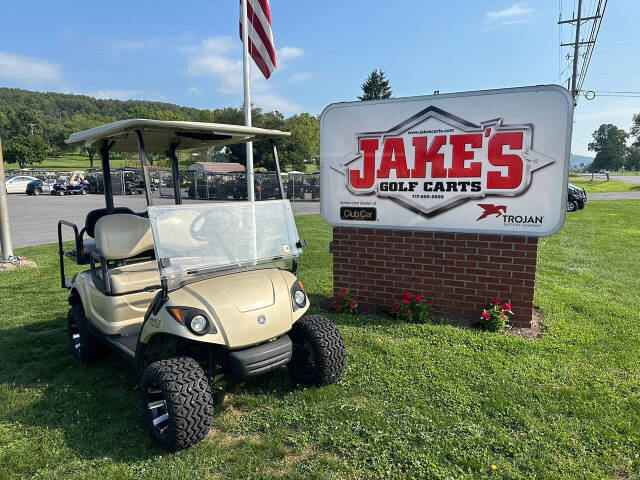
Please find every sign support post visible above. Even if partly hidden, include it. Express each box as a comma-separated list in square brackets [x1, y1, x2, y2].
[0, 139, 14, 261]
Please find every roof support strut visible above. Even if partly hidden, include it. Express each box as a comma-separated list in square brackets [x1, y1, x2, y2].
[99, 141, 116, 212]
[168, 141, 182, 205]
[135, 130, 154, 207]
[270, 140, 285, 200]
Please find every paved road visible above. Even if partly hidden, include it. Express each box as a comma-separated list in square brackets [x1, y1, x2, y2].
[578, 173, 640, 184]
[586, 191, 640, 200]
[6, 193, 320, 248]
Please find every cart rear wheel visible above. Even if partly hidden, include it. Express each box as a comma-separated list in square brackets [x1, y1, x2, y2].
[288, 314, 346, 386]
[567, 201, 577, 212]
[34, 189, 40, 196]
[141, 356, 213, 451]
[67, 304, 107, 363]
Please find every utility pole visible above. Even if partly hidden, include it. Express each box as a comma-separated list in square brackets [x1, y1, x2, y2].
[558, 0, 605, 103]
[0, 138, 14, 261]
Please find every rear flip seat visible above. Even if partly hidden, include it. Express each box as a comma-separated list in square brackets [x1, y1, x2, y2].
[108, 260, 160, 294]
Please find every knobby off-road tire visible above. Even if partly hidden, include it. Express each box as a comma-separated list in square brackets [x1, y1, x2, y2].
[67, 304, 107, 363]
[288, 314, 346, 386]
[140, 356, 213, 451]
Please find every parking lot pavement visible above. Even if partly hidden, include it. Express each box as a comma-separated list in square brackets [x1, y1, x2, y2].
[578, 173, 640, 184]
[6, 193, 320, 248]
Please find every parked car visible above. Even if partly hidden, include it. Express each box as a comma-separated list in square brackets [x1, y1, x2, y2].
[52, 181, 88, 196]
[4, 175, 38, 193]
[26, 179, 54, 195]
[567, 183, 587, 212]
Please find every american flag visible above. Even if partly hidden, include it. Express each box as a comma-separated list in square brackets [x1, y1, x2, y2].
[239, 0, 277, 79]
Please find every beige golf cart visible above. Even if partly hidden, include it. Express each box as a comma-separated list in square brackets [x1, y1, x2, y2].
[58, 119, 345, 450]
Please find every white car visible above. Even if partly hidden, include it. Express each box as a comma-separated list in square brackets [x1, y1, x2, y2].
[4, 176, 39, 193]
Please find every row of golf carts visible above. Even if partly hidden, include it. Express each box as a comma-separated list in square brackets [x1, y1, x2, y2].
[57, 119, 345, 451]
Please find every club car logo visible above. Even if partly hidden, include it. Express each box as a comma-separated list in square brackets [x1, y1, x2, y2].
[335, 106, 556, 217]
[257, 314, 267, 325]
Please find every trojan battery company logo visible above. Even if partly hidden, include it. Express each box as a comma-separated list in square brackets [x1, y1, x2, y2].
[476, 203, 507, 221]
[331, 106, 556, 217]
[476, 203, 544, 226]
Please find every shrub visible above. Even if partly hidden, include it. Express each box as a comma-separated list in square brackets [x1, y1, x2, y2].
[334, 288, 358, 314]
[480, 298, 512, 332]
[393, 290, 432, 323]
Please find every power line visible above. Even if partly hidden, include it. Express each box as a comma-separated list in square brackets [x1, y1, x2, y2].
[557, 0, 608, 104]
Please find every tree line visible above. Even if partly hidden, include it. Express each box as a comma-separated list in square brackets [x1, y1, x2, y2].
[0, 88, 319, 171]
[587, 117, 640, 172]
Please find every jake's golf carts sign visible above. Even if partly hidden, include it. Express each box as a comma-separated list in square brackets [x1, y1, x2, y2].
[320, 85, 574, 236]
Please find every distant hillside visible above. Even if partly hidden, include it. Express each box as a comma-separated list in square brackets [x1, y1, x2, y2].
[570, 154, 593, 167]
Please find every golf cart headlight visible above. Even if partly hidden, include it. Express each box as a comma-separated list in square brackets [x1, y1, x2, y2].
[293, 289, 306, 307]
[190, 314, 208, 334]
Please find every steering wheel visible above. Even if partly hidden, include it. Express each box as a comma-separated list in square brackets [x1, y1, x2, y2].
[188, 211, 242, 265]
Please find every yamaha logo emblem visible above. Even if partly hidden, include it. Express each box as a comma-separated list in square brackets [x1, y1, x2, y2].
[257, 314, 267, 325]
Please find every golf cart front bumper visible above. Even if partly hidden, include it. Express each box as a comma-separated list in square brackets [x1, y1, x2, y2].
[229, 335, 292, 377]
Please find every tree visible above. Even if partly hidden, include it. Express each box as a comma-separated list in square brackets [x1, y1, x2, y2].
[281, 113, 319, 171]
[588, 123, 629, 171]
[358, 69, 392, 101]
[3, 134, 49, 168]
[630, 113, 640, 146]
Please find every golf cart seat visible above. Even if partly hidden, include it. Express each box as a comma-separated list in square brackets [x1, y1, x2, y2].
[92, 214, 161, 295]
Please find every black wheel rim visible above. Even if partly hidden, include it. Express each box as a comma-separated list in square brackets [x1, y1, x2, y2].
[147, 382, 169, 436]
[69, 318, 81, 358]
[293, 339, 317, 375]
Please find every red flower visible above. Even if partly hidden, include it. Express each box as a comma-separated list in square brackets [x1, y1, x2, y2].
[415, 294, 422, 302]
[407, 310, 412, 316]
[392, 304, 399, 312]
[342, 288, 347, 294]
[402, 290, 412, 300]
[500, 310, 506, 318]
[481, 311, 490, 320]
[349, 301, 355, 308]
[490, 297, 500, 305]
[504, 302, 512, 311]
[402, 299, 409, 304]
[337, 307, 342, 312]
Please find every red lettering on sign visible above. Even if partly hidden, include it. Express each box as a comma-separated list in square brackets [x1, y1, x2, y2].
[448, 134, 482, 178]
[349, 138, 378, 189]
[486, 132, 524, 189]
[376, 137, 410, 179]
[410, 135, 447, 178]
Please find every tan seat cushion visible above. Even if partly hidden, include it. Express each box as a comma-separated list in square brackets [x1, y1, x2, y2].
[95, 214, 153, 260]
[109, 260, 161, 294]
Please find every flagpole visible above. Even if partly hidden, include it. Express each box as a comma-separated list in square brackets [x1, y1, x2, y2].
[241, 0, 255, 202]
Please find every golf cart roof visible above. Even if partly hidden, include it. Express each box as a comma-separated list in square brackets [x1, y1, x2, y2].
[65, 119, 291, 153]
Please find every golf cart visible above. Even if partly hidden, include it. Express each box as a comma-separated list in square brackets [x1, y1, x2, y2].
[58, 119, 346, 451]
[52, 171, 89, 196]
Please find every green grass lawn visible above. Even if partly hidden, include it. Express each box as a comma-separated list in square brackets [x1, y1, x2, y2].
[1, 202, 640, 479]
[570, 178, 640, 193]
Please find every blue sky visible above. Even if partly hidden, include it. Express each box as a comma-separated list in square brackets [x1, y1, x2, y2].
[0, 0, 638, 156]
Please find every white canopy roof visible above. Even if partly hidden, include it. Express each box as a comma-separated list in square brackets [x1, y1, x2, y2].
[65, 119, 291, 153]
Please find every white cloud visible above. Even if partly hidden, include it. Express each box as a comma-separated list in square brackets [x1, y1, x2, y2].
[0, 51, 61, 83]
[289, 72, 313, 83]
[252, 92, 301, 113]
[277, 46, 304, 61]
[187, 86, 202, 95]
[486, 3, 532, 19]
[181, 37, 304, 113]
[484, 3, 533, 29]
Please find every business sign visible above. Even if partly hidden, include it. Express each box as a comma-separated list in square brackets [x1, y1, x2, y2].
[320, 85, 573, 236]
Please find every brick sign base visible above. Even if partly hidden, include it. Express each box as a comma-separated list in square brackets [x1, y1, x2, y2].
[332, 228, 537, 328]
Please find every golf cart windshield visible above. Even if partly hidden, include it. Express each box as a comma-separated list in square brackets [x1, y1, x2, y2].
[148, 200, 301, 290]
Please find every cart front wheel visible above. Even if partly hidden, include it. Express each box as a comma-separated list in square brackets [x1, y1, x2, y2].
[141, 356, 213, 451]
[288, 314, 346, 386]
